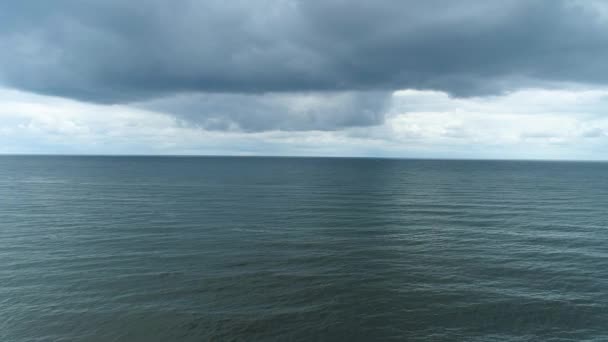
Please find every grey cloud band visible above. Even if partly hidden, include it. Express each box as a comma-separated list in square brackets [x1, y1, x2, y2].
[1, 0, 607, 131]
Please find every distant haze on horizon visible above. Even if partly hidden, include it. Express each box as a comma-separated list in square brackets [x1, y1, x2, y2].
[2, 0, 608, 160]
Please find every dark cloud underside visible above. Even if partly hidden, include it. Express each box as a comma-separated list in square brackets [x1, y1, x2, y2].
[137, 91, 390, 131]
[1, 0, 607, 103]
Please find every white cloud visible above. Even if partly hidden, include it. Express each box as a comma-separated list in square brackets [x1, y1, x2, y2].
[1, 87, 608, 160]
[384, 88, 608, 159]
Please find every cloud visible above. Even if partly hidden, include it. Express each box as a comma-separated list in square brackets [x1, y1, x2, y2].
[1, 0, 608, 106]
[2, 1, 608, 156]
[136, 91, 390, 131]
[2, 87, 608, 160]
[386, 88, 608, 154]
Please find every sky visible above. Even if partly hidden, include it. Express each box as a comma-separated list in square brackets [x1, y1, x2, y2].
[1, 0, 608, 159]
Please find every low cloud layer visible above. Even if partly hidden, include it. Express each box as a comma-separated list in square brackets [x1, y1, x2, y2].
[3, 87, 608, 160]
[1, 0, 608, 106]
[137, 91, 390, 131]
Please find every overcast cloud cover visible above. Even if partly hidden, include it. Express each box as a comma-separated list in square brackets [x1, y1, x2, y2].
[1, 0, 608, 158]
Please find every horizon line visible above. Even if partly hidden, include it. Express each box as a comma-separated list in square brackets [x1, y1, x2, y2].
[1, 153, 607, 163]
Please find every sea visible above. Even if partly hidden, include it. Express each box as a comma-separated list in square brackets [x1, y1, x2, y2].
[1, 156, 607, 341]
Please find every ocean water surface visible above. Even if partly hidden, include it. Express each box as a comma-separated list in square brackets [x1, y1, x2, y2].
[1, 156, 607, 341]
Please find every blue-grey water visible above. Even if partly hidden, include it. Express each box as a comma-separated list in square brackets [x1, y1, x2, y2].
[1, 156, 607, 341]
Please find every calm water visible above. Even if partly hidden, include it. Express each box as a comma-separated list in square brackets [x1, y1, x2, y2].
[1, 156, 607, 341]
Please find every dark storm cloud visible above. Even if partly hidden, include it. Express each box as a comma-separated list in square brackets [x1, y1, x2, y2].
[0, 0, 607, 130]
[137, 91, 389, 132]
